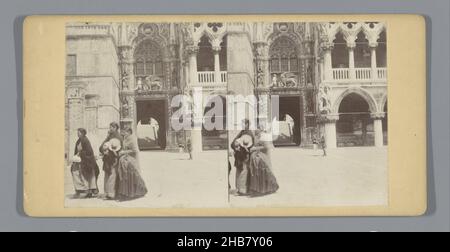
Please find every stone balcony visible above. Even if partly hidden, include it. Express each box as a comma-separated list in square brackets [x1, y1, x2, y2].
[197, 71, 227, 84]
[66, 24, 113, 37]
[192, 71, 227, 90]
[325, 67, 387, 84]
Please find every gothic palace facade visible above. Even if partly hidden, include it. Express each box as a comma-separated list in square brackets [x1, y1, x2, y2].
[65, 22, 388, 158]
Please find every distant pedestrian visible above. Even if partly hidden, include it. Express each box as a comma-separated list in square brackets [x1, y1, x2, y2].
[186, 139, 193, 160]
[312, 136, 319, 150]
[320, 136, 327, 157]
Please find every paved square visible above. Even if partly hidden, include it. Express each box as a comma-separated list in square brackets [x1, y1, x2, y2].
[65, 147, 387, 208]
[229, 147, 388, 207]
[65, 151, 229, 208]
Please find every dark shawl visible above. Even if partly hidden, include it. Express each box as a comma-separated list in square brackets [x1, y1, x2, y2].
[99, 130, 123, 153]
[231, 130, 255, 150]
[75, 136, 100, 179]
[231, 130, 255, 167]
[100, 130, 123, 172]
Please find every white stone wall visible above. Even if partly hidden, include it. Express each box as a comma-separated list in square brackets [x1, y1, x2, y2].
[66, 35, 120, 158]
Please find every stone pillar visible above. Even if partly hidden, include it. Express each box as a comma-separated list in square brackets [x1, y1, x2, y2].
[318, 58, 324, 82]
[67, 81, 87, 160]
[119, 92, 135, 131]
[166, 41, 182, 151]
[212, 41, 221, 83]
[227, 32, 254, 95]
[119, 46, 136, 132]
[227, 31, 255, 145]
[322, 42, 333, 81]
[300, 89, 308, 147]
[187, 45, 199, 86]
[119, 46, 135, 91]
[371, 112, 385, 147]
[370, 42, 378, 80]
[321, 114, 339, 149]
[254, 42, 269, 88]
[186, 46, 202, 152]
[348, 42, 356, 80]
[166, 94, 181, 152]
[256, 89, 271, 130]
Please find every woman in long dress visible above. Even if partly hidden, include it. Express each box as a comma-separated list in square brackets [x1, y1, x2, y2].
[100, 122, 123, 200]
[231, 119, 255, 195]
[248, 130, 279, 196]
[116, 127, 148, 201]
[71, 128, 100, 198]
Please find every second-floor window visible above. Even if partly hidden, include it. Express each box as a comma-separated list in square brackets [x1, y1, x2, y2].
[66, 54, 77, 76]
[269, 37, 299, 74]
[134, 40, 163, 77]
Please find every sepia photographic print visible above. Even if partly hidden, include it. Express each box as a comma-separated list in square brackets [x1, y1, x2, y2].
[65, 21, 388, 209]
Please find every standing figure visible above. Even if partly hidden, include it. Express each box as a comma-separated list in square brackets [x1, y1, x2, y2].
[116, 128, 148, 201]
[100, 122, 123, 200]
[318, 86, 332, 114]
[271, 74, 278, 87]
[121, 98, 129, 118]
[186, 139, 193, 160]
[71, 128, 100, 198]
[231, 119, 255, 195]
[320, 136, 327, 157]
[121, 71, 129, 90]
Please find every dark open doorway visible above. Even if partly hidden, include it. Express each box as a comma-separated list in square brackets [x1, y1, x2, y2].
[273, 96, 302, 147]
[136, 100, 167, 150]
[337, 93, 374, 147]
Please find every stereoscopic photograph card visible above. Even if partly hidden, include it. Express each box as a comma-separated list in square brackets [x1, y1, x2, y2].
[23, 15, 427, 216]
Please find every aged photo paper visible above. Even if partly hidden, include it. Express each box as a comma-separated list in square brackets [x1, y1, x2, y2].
[23, 15, 427, 216]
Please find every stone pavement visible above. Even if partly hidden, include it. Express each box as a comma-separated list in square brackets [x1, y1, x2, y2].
[65, 147, 387, 208]
[65, 151, 229, 208]
[229, 147, 388, 207]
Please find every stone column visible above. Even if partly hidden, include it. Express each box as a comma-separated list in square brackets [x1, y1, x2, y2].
[187, 45, 199, 86]
[227, 32, 254, 95]
[67, 81, 87, 160]
[318, 58, 324, 82]
[348, 42, 356, 80]
[119, 92, 135, 131]
[227, 31, 255, 146]
[212, 41, 221, 84]
[254, 42, 269, 88]
[119, 46, 135, 91]
[321, 114, 339, 149]
[371, 112, 385, 147]
[300, 89, 308, 147]
[166, 41, 182, 151]
[166, 94, 180, 152]
[186, 46, 202, 152]
[370, 42, 378, 80]
[322, 42, 333, 81]
[119, 46, 136, 132]
[256, 89, 271, 130]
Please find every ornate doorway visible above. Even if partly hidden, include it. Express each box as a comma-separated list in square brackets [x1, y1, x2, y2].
[136, 100, 167, 150]
[273, 96, 302, 147]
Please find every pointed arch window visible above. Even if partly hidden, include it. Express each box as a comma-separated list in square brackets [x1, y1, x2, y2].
[354, 31, 371, 68]
[376, 30, 387, 68]
[134, 40, 163, 77]
[269, 37, 299, 74]
[332, 32, 349, 68]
